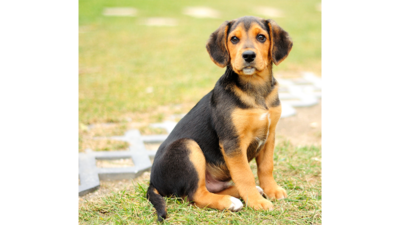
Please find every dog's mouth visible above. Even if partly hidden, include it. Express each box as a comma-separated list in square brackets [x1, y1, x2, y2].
[242, 67, 256, 75]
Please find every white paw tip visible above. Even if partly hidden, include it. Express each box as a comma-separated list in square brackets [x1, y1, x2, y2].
[256, 186, 264, 195]
[229, 197, 243, 211]
[277, 196, 285, 200]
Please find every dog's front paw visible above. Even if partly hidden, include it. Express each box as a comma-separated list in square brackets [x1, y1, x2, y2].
[247, 197, 273, 211]
[264, 185, 287, 200]
[228, 197, 243, 212]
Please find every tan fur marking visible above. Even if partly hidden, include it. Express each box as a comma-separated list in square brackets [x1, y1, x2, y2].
[232, 81, 280, 110]
[227, 22, 271, 81]
[216, 185, 264, 199]
[231, 107, 280, 145]
[255, 101, 286, 200]
[227, 102, 281, 208]
[186, 140, 235, 210]
[221, 146, 273, 210]
[206, 163, 230, 181]
[231, 85, 257, 107]
[216, 185, 240, 198]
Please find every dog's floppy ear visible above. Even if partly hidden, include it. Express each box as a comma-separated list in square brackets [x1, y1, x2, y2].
[206, 21, 233, 68]
[265, 19, 293, 66]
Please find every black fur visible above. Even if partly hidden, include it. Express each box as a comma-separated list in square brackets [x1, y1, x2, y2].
[247, 139, 260, 161]
[271, 96, 281, 107]
[206, 21, 233, 67]
[147, 183, 167, 222]
[150, 138, 199, 198]
[264, 19, 293, 65]
[230, 16, 265, 32]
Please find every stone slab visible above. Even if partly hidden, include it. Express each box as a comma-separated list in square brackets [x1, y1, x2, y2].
[79, 130, 152, 196]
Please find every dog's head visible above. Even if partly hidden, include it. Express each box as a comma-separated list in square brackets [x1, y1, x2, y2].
[206, 16, 293, 76]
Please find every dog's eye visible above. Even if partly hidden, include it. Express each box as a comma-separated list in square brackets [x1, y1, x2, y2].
[230, 36, 240, 44]
[257, 34, 266, 43]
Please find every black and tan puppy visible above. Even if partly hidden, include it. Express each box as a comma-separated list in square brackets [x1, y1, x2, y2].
[147, 16, 293, 221]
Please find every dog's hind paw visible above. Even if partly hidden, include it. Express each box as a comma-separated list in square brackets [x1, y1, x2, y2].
[229, 197, 243, 211]
[256, 186, 265, 196]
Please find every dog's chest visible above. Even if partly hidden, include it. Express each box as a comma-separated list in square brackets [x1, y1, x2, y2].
[246, 111, 272, 160]
[231, 108, 272, 135]
[231, 106, 280, 160]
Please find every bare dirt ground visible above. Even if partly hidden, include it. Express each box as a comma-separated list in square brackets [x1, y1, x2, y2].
[79, 172, 151, 204]
[79, 101, 321, 204]
[276, 101, 321, 147]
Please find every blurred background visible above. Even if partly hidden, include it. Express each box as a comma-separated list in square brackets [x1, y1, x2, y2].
[79, 0, 321, 152]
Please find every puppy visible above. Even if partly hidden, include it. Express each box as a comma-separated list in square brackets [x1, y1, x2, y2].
[147, 16, 293, 222]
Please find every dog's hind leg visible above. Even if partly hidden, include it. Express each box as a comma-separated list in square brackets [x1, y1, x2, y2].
[186, 140, 243, 211]
[216, 185, 265, 199]
[215, 185, 240, 198]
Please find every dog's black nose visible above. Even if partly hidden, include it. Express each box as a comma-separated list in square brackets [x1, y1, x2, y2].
[242, 51, 256, 62]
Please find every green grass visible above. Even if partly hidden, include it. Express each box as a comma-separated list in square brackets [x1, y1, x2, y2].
[79, 142, 321, 224]
[79, 0, 321, 124]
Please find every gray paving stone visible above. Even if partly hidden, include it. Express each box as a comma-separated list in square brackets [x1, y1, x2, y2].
[142, 18, 177, 26]
[79, 130, 153, 196]
[141, 134, 169, 143]
[281, 102, 296, 118]
[182, 7, 220, 18]
[277, 73, 320, 108]
[102, 7, 137, 17]
[79, 153, 100, 197]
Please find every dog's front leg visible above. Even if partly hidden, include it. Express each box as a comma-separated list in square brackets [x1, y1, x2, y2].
[221, 141, 273, 210]
[256, 131, 287, 200]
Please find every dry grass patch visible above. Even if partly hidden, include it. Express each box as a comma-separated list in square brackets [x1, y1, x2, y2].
[79, 123, 129, 152]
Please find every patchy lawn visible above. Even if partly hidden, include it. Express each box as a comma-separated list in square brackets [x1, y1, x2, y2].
[79, 142, 321, 224]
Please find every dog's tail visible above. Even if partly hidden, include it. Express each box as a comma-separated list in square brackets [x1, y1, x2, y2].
[147, 183, 167, 222]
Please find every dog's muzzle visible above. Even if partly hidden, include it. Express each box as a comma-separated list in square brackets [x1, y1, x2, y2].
[243, 67, 256, 75]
